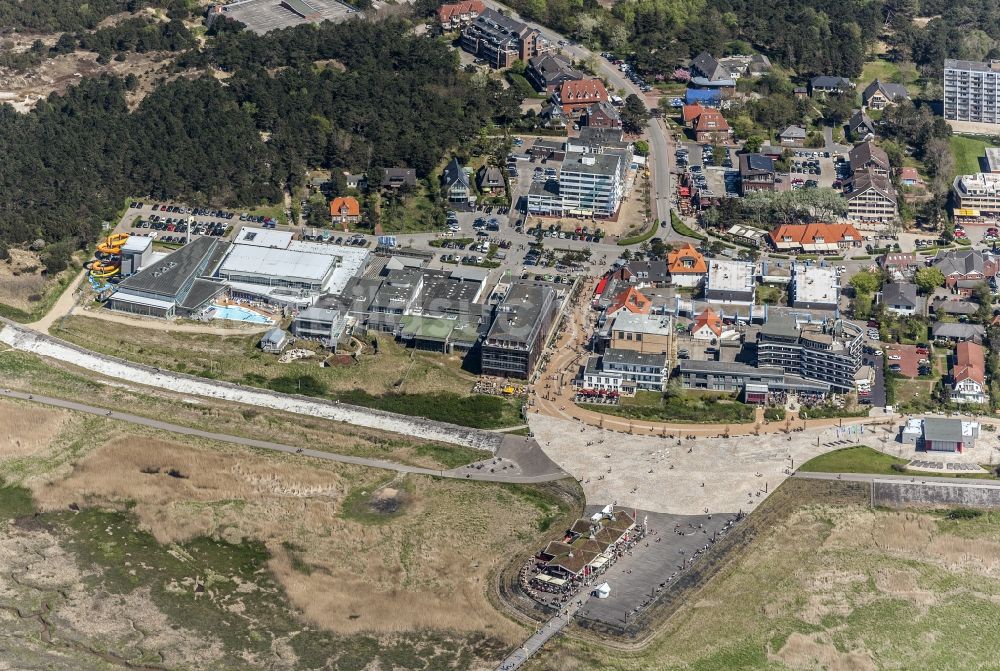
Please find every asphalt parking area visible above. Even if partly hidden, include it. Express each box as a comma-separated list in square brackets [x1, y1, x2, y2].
[575, 508, 738, 629]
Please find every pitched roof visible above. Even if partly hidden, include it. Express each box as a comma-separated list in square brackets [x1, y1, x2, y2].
[442, 157, 469, 189]
[693, 109, 729, 133]
[849, 141, 890, 172]
[932, 322, 986, 341]
[682, 103, 706, 123]
[899, 167, 921, 182]
[690, 51, 726, 81]
[329, 196, 360, 217]
[934, 249, 986, 277]
[849, 109, 875, 134]
[881, 282, 917, 308]
[780, 125, 807, 139]
[811, 75, 852, 90]
[559, 78, 608, 103]
[667, 243, 707, 274]
[693, 307, 723, 337]
[862, 79, 909, 103]
[740, 153, 774, 174]
[528, 53, 583, 86]
[953, 341, 985, 386]
[608, 286, 651, 315]
[437, 0, 485, 22]
[769, 223, 863, 247]
[844, 170, 896, 201]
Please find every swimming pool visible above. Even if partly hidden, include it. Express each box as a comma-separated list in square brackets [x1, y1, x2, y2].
[210, 304, 274, 325]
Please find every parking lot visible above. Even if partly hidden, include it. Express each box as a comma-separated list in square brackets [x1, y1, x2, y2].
[676, 143, 738, 200]
[884, 343, 929, 379]
[786, 148, 844, 190]
[115, 201, 253, 246]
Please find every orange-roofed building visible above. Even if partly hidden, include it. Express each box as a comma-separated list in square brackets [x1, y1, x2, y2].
[606, 286, 652, 317]
[691, 307, 723, 340]
[557, 78, 609, 118]
[667, 243, 707, 287]
[437, 0, 485, 29]
[682, 104, 706, 127]
[951, 341, 988, 404]
[692, 109, 731, 144]
[768, 223, 862, 254]
[330, 196, 361, 226]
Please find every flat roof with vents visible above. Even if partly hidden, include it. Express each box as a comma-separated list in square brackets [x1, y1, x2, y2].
[117, 237, 221, 299]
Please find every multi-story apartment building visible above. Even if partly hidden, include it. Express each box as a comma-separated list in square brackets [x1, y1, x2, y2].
[953, 172, 1000, 215]
[581, 348, 669, 393]
[436, 0, 485, 30]
[460, 8, 551, 69]
[557, 152, 624, 217]
[480, 282, 557, 378]
[843, 170, 898, 223]
[756, 316, 863, 393]
[608, 312, 672, 355]
[943, 59, 1000, 125]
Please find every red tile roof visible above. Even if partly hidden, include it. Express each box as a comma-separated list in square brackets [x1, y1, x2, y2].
[436, 0, 484, 22]
[667, 242, 707, 274]
[953, 341, 985, 386]
[693, 307, 723, 337]
[330, 196, 360, 218]
[559, 78, 608, 104]
[608, 287, 651, 315]
[693, 109, 729, 133]
[682, 104, 706, 124]
[769, 223, 862, 247]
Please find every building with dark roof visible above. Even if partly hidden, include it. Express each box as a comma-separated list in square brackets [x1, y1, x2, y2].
[848, 109, 876, 139]
[481, 281, 558, 378]
[844, 170, 897, 223]
[943, 59, 1000, 125]
[526, 53, 583, 93]
[381, 167, 417, 189]
[442, 158, 472, 205]
[810, 76, 853, 96]
[756, 316, 863, 393]
[862, 79, 908, 110]
[460, 8, 551, 69]
[849, 141, 890, 178]
[882, 282, 919, 315]
[921, 417, 979, 452]
[106, 237, 227, 318]
[738, 153, 775, 194]
[677, 359, 830, 401]
[581, 348, 668, 393]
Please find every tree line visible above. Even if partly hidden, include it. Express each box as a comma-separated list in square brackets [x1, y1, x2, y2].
[0, 18, 508, 253]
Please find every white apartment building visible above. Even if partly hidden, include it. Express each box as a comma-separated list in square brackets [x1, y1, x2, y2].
[843, 171, 897, 223]
[944, 59, 1000, 125]
[953, 172, 1000, 215]
[527, 151, 626, 218]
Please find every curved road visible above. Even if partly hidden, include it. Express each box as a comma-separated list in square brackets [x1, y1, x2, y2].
[0, 388, 566, 484]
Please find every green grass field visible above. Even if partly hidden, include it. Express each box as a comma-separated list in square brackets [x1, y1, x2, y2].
[798, 445, 908, 474]
[950, 135, 999, 177]
[584, 390, 754, 424]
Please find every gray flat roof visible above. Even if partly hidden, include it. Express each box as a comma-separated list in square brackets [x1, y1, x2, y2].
[118, 237, 220, 299]
[603, 348, 668, 368]
[561, 151, 620, 176]
[486, 282, 554, 344]
[944, 59, 1000, 73]
[923, 418, 964, 443]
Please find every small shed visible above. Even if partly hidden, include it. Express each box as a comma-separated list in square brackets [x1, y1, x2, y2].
[260, 328, 290, 354]
[593, 582, 611, 599]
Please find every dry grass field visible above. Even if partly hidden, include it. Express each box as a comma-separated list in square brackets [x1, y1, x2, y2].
[528, 495, 1000, 670]
[0, 398, 571, 669]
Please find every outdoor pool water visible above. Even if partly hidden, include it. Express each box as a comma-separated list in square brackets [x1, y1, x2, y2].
[210, 304, 274, 325]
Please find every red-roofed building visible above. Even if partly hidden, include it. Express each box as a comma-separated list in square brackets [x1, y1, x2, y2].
[691, 307, 723, 340]
[437, 0, 485, 29]
[666, 243, 707, 287]
[899, 167, 923, 187]
[330, 196, 361, 226]
[682, 104, 706, 127]
[951, 341, 987, 404]
[557, 79, 609, 118]
[692, 109, 731, 144]
[769, 223, 863, 254]
[606, 286, 652, 317]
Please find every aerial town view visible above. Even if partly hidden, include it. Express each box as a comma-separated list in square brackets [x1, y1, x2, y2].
[3, 0, 1000, 669]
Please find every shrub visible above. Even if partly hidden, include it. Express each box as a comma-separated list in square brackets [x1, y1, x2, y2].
[947, 508, 982, 520]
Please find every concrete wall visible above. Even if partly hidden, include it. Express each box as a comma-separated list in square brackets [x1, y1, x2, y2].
[874, 479, 1000, 509]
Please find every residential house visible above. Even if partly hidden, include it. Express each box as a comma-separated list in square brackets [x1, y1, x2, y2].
[951, 341, 988, 404]
[382, 168, 417, 190]
[880, 252, 919, 279]
[605, 286, 652, 319]
[933, 298, 978, 317]
[932, 249, 999, 289]
[539, 103, 567, 130]
[932, 322, 986, 343]
[768, 223, 862, 254]
[810, 76, 854, 97]
[861, 79, 909, 110]
[329, 196, 361, 226]
[691, 307, 723, 340]
[682, 103, 707, 127]
[666, 242, 707, 287]
[437, 0, 485, 30]
[583, 101, 622, 129]
[610, 259, 669, 287]
[738, 153, 776, 194]
[582, 349, 669, 393]
[526, 53, 583, 93]
[848, 109, 876, 139]
[793, 86, 808, 99]
[843, 171, 898, 223]
[556, 79, 609, 119]
[690, 51, 729, 82]
[343, 172, 365, 190]
[460, 8, 551, 69]
[778, 125, 807, 147]
[899, 167, 923, 187]
[441, 158, 472, 204]
[849, 141, 890, 178]
[476, 165, 506, 195]
[881, 282, 920, 315]
[692, 109, 731, 143]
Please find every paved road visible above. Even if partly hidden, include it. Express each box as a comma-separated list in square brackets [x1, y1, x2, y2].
[792, 470, 1000, 488]
[0, 388, 565, 484]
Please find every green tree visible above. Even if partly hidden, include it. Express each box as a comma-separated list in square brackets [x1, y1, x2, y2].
[914, 266, 945, 294]
[850, 270, 882, 295]
[620, 93, 649, 134]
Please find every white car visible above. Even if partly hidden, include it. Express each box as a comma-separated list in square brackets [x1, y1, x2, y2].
[874, 350, 883, 356]
[888, 354, 901, 361]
